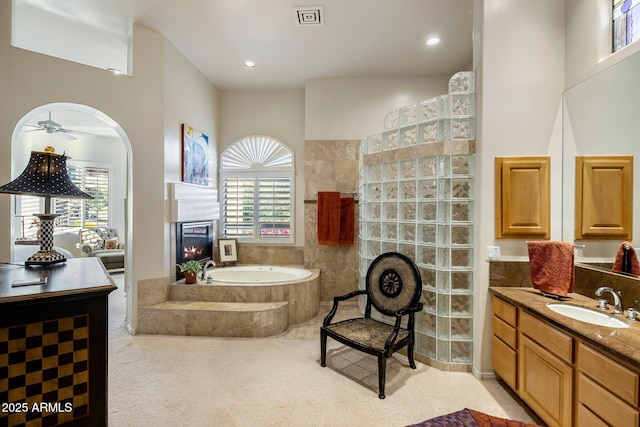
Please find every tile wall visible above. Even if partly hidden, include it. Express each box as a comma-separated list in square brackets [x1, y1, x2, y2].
[304, 139, 361, 300]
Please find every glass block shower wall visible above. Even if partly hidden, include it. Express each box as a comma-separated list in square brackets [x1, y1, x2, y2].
[359, 72, 475, 366]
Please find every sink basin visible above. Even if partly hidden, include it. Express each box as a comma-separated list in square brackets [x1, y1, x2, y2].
[547, 304, 629, 328]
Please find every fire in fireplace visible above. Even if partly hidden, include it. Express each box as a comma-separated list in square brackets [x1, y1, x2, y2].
[175, 221, 213, 280]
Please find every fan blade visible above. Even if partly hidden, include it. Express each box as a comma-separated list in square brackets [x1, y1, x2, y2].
[57, 132, 76, 140]
[62, 128, 96, 137]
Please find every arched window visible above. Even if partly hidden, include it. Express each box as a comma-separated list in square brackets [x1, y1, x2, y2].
[220, 136, 294, 244]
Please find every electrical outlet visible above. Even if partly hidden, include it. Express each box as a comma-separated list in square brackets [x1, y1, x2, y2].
[487, 246, 501, 259]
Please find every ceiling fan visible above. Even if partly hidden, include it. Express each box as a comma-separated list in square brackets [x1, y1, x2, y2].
[22, 112, 95, 140]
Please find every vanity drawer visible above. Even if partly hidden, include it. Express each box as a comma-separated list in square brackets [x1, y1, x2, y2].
[578, 373, 639, 427]
[492, 315, 516, 348]
[492, 335, 517, 390]
[492, 296, 516, 327]
[519, 311, 572, 364]
[578, 343, 639, 406]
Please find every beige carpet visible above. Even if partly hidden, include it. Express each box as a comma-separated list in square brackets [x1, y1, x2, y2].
[107, 275, 540, 426]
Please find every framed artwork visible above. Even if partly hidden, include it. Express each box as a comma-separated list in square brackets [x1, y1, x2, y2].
[219, 238, 238, 263]
[182, 124, 209, 186]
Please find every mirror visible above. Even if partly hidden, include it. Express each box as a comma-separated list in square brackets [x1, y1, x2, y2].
[562, 49, 640, 277]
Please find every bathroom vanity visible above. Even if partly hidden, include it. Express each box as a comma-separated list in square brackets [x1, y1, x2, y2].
[490, 287, 640, 427]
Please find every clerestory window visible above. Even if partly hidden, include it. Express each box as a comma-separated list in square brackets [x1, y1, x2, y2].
[220, 136, 294, 244]
[613, 0, 640, 52]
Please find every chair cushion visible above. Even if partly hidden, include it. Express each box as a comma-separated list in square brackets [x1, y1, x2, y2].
[324, 318, 409, 350]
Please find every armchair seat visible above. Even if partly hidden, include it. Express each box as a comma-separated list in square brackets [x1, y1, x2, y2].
[320, 252, 423, 399]
[323, 319, 410, 351]
[80, 227, 125, 273]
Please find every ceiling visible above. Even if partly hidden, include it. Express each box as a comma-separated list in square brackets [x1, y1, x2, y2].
[16, 0, 473, 136]
[18, 0, 473, 91]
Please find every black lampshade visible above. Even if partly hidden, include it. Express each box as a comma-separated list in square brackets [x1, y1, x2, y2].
[0, 147, 92, 199]
[0, 147, 93, 266]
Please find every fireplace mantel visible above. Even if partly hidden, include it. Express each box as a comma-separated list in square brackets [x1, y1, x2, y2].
[169, 182, 220, 223]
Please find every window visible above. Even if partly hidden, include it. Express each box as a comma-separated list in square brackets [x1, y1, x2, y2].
[613, 0, 640, 52]
[220, 136, 294, 243]
[18, 161, 110, 239]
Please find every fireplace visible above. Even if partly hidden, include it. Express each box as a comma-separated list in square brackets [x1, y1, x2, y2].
[175, 221, 213, 280]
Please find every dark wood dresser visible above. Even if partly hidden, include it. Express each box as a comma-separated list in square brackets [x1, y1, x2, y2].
[0, 257, 116, 427]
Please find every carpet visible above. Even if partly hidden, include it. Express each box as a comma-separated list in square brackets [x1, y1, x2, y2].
[407, 408, 543, 427]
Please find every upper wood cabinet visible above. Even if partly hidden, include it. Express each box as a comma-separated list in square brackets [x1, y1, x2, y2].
[575, 155, 633, 240]
[495, 156, 551, 239]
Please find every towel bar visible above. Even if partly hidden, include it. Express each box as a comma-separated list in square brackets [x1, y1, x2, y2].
[313, 191, 357, 198]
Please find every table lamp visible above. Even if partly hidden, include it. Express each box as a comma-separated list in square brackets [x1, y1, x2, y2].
[0, 146, 93, 265]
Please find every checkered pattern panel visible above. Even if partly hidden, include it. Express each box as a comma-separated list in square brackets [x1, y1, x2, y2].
[0, 315, 90, 426]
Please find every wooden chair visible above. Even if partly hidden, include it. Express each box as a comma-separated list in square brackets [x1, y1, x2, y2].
[320, 252, 423, 399]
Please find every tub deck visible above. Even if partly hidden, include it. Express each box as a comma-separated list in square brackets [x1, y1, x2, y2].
[137, 268, 320, 337]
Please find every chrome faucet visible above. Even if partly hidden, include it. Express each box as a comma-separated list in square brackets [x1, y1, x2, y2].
[200, 260, 216, 281]
[595, 287, 623, 314]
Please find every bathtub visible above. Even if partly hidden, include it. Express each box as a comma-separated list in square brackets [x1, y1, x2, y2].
[168, 266, 320, 327]
[205, 265, 312, 284]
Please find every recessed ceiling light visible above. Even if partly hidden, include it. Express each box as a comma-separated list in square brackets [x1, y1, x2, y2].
[426, 37, 440, 46]
[106, 68, 123, 75]
[244, 61, 256, 68]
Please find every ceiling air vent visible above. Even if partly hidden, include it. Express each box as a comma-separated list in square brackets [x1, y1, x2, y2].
[294, 6, 324, 26]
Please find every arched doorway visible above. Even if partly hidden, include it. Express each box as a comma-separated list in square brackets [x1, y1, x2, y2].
[10, 102, 133, 330]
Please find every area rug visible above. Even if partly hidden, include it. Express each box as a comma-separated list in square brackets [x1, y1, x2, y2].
[407, 408, 543, 427]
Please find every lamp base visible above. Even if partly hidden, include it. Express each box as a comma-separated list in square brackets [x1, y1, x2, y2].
[25, 249, 67, 266]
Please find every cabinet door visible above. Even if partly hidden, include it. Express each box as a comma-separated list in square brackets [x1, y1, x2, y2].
[519, 335, 572, 427]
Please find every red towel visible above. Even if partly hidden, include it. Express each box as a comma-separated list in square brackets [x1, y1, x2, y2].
[612, 241, 640, 275]
[317, 192, 341, 245]
[527, 241, 574, 297]
[339, 197, 354, 245]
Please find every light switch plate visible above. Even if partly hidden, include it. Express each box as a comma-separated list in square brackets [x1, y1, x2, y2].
[486, 246, 501, 259]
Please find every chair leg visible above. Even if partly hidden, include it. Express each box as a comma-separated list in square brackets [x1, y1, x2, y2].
[408, 338, 417, 369]
[320, 330, 327, 367]
[377, 355, 386, 399]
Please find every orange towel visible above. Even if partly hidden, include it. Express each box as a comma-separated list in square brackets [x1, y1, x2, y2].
[338, 197, 354, 245]
[527, 241, 574, 297]
[612, 241, 640, 276]
[317, 192, 341, 245]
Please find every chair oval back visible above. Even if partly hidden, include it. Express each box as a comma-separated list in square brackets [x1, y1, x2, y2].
[365, 252, 422, 316]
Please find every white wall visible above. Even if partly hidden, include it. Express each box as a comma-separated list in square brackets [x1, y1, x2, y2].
[219, 90, 305, 246]
[163, 39, 220, 269]
[473, 0, 565, 375]
[305, 76, 454, 140]
[564, 0, 640, 89]
[0, 1, 220, 332]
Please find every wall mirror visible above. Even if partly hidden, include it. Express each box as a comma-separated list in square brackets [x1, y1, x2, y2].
[562, 49, 640, 277]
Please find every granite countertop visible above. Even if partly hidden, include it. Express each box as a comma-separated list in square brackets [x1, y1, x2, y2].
[0, 257, 116, 304]
[490, 287, 640, 368]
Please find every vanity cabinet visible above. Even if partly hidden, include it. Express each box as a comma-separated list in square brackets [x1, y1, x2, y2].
[577, 343, 639, 427]
[491, 293, 640, 427]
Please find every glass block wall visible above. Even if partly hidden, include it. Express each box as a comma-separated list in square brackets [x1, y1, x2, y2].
[359, 72, 475, 366]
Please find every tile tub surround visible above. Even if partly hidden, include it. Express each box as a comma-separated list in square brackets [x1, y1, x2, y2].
[235, 245, 304, 266]
[137, 268, 320, 337]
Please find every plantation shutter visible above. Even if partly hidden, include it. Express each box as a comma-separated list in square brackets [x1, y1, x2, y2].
[258, 177, 291, 237]
[223, 177, 255, 238]
[220, 135, 294, 243]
